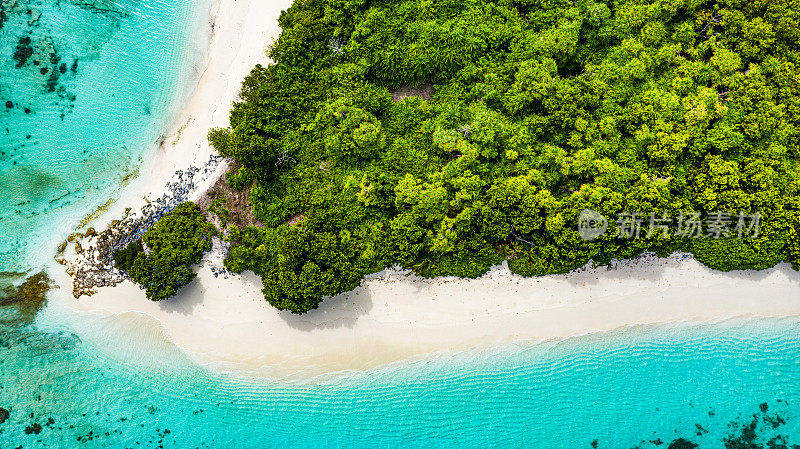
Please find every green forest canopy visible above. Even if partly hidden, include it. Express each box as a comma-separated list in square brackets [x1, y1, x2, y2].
[207, 0, 800, 313]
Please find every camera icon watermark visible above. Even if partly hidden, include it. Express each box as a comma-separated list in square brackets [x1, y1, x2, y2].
[578, 209, 609, 241]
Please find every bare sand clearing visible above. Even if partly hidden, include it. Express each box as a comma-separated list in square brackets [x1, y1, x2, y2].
[45, 0, 800, 378]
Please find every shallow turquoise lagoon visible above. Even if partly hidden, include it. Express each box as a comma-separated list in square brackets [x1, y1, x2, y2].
[2, 311, 800, 448]
[0, 0, 210, 272]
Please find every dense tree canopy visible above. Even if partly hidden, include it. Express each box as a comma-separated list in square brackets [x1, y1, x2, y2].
[210, 0, 800, 313]
[114, 202, 216, 301]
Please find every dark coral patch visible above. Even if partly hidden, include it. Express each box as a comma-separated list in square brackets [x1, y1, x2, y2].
[667, 438, 697, 449]
[13, 37, 34, 68]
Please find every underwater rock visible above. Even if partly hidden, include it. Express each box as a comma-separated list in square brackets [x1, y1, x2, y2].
[26, 7, 41, 26]
[13, 36, 33, 68]
[0, 407, 9, 424]
[24, 422, 42, 434]
[667, 438, 697, 449]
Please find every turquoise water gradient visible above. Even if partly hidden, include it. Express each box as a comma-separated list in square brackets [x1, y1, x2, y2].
[3, 2, 800, 448]
[0, 0, 211, 272]
[2, 311, 800, 448]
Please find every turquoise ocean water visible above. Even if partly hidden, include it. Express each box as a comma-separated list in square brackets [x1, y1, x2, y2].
[2, 1, 800, 448]
[4, 307, 800, 448]
[0, 0, 210, 272]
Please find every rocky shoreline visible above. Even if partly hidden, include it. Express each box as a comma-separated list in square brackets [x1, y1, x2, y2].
[58, 154, 225, 298]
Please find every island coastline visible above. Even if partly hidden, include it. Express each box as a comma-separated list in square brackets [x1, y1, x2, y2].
[47, 251, 800, 377]
[43, 0, 800, 379]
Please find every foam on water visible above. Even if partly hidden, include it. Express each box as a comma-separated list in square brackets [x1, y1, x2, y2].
[0, 0, 212, 272]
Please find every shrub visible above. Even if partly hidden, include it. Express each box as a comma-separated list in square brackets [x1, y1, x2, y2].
[122, 202, 216, 301]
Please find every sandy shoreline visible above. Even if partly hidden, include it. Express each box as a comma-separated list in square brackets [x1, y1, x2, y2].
[69, 0, 292, 234]
[48, 251, 800, 377]
[43, 0, 800, 378]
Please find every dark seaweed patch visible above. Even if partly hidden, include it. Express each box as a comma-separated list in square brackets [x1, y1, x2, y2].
[667, 438, 697, 449]
[23, 422, 42, 434]
[615, 402, 798, 449]
[0, 273, 51, 324]
[13, 37, 33, 68]
[724, 415, 761, 449]
[68, 1, 129, 18]
[46, 70, 60, 92]
[45, 54, 62, 92]
[766, 435, 789, 449]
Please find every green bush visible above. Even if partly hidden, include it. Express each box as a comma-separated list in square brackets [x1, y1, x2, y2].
[119, 202, 216, 301]
[112, 240, 143, 273]
[226, 166, 255, 191]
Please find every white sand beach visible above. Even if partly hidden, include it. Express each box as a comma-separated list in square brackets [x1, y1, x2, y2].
[45, 0, 800, 378]
[49, 252, 800, 377]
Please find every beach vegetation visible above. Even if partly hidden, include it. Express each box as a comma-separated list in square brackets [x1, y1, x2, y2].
[112, 239, 143, 273]
[207, 0, 800, 313]
[114, 202, 216, 301]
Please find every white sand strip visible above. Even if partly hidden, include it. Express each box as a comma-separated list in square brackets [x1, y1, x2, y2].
[80, 0, 293, 232]
[48, 253, 800, 377]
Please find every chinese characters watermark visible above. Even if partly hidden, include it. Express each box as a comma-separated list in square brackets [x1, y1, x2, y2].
[578, 209, 760, 241]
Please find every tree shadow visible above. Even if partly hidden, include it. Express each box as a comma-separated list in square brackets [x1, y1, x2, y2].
[559, 252, 689, 285]
[277, 282, 375, 331]
[156, 273, 206, 315]
[714, 262, 800, 283]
